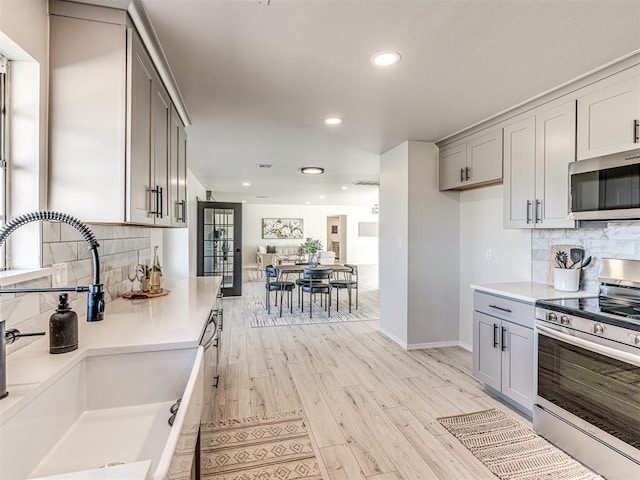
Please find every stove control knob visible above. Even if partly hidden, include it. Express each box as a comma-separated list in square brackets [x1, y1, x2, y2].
[560, 315, 570, 326]
[593, 323, 604, 335]
[547, 312, 558, 322]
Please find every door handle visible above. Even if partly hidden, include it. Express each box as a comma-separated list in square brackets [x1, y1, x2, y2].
[526, 200, 532, 224]
[489, 304, 512, 313]
[460, 168, 465, 182]
[465, 166, 470, 181]
[535, 199, 541, 224]
[493, 324, 499, 348]
[501, 326, 507, 351]
[634, 119, 639, 143]
[158, 187, 163, 218]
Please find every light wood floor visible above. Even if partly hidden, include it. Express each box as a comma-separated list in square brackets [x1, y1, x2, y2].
[205, 278, 532, 479]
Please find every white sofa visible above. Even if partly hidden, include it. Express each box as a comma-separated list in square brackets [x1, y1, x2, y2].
[257, 245, 302, 264]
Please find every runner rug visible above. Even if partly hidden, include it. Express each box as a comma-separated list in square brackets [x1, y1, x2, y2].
[200, 411, 324, 479]
[438, 409, 603, 480]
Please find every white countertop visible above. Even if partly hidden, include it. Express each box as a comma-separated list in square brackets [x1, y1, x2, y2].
[1, 276, 221, 425]
[471, 281, 595, 304]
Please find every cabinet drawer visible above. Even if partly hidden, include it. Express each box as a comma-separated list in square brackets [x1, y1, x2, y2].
[473, 291, 534, 329]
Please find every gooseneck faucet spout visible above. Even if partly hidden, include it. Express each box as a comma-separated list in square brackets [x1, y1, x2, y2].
[0, 212, 105, 321]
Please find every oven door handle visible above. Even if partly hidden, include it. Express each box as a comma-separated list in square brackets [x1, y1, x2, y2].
[537, 323, 640, 368]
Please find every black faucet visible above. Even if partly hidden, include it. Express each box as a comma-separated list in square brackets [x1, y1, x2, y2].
[0, 212, 105, 321]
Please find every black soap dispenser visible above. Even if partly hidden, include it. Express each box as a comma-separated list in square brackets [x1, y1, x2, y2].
[49, 293, 78, 354]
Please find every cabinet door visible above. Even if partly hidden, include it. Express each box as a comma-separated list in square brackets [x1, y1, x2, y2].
[439, 142, 467, 190]
[170, 107, 188, 227]
[501, 321, 534, 410]
[151, 83, 172, 226]
[473, 312, 502, 391]
[466, 128, 503, 186]
[535, 101, 576, 228]
[128, 30, 154, 225]
[503, 116, 536, 228]
[577, 65, 640, 160]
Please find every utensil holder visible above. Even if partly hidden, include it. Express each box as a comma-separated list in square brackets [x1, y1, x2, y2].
[554, 268, 580, 292]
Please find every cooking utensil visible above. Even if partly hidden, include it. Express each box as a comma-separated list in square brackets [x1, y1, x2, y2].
[555, 251, 568, 268]
[569, 248, 584, 269]
[582, 256, 592, 268]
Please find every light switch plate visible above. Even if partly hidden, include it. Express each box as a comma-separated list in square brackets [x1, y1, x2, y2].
[52, 263, 68, 287]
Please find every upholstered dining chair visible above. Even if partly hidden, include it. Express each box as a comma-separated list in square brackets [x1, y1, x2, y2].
[317, 251, 336, 265]
[330, 264, 358, 313]
[265, 265, 295, 317]
[300, 268, 333, 318]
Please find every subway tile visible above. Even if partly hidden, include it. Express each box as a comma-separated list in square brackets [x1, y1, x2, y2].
[42, 221, 61, 243]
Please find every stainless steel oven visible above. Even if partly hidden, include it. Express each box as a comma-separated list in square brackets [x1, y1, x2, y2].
[534, 258, 640, 479]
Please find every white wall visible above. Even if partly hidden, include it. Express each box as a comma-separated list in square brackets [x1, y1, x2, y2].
[458, 185, 531, 349]
[242, 203, 378, 267]
[163, 167, 206, 277]
[379, 142, 409, 345]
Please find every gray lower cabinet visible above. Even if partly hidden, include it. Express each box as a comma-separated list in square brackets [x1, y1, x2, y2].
[473, 292, 534, 412]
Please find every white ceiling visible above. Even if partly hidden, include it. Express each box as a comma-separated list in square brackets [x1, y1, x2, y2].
[81, 0, 640, 206]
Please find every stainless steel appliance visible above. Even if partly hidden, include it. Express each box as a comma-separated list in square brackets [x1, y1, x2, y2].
[534, 258, 640, 479]
[569, 148, 640, 220]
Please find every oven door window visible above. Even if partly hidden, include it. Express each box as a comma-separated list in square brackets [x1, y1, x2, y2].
[538, 333, 640, 449]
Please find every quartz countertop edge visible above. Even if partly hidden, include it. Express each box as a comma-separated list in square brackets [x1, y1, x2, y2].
[471, 281, 596, 304]
[1, 276, 221, 425]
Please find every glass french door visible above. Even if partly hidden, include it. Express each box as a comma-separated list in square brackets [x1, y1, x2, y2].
[197, 201, 242, 296]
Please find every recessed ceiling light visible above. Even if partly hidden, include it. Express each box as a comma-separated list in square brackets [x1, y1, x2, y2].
[306, 202, 311, 205]
[257, 163, 274, 169]
[371, 50, 401, 67]
[341, 186, 348, 190]
[301, 167, 324, 175]
[241, 200, 247, 203]
[325, 117, 343, 125]
[242, 182, 251, 187]
[319, 195, 325, 199]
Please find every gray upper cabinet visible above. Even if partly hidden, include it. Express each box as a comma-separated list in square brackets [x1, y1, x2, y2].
[439, 128, 502, 191]
[170, 106, 188, 227]
[577, 64, 640, 160]
[48, 1, 186, 226]
[503, 100, 576, 229]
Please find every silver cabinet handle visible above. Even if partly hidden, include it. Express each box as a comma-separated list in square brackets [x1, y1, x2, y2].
[158, 186, 164, 218]
[526, 200, 532, 224]
[535, 199, 541, 224]
[460, 168, 465, 182]
[465, 166, 470, 181]
[635, 119, 639, 143]
[493, 324, 499, 348]
[489, 304, 512, 313]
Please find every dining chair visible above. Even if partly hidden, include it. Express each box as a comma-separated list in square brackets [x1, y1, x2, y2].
[264, 265, 295, 317]
[330, 264, 358, 312]
[317, 251, 336, 265]
[301, 268, 333, 318]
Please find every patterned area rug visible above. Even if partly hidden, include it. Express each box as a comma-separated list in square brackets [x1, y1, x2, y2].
[438, 409, 604, 480]
[200, 411, 324, 479]
[248, 290, 379, 327]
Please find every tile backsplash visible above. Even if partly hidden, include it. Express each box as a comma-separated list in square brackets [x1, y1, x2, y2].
[532, 221, 640, 293]
[4, 222, 152, 353]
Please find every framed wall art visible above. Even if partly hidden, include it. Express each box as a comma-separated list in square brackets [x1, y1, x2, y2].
[262, 218, 304, 239]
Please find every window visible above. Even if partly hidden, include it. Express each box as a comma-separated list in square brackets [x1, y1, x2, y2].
[0, 55, 7, 270]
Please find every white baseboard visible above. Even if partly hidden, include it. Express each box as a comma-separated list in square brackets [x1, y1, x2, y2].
[406, 340, 460, 350]
[458, 341, 472, 352]
[377, 327, 408, 350]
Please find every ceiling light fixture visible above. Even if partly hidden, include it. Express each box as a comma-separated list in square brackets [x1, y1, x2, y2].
[319, 195, 325, 199]
[371, 50, 401, 67]
[242, 182, 251, 187]
[341, 186, 348, 190]
[301, 167, 324, 175]
[325, 117, 343, 125]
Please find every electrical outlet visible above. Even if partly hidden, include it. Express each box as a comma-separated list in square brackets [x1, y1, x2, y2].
[486, 249, 493, 261]
[52, 263, 68, 287]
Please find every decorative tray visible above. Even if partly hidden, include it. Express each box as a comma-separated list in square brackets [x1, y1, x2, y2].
[123, 289, 170, 300]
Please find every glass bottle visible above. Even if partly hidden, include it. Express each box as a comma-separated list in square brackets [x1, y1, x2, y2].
[150, 245, 163, 293]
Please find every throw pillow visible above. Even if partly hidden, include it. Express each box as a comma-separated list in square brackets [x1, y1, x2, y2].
[257, 245, 266, 253]
[266, 245, 276, 254]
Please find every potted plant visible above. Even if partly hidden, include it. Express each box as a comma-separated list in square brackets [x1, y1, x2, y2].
[300, 237, 323, 266]
[138, 264, 151, 292]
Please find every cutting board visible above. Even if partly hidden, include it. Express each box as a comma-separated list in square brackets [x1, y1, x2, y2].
[123, 289, 170, 300]
[546, 245, 583, 285]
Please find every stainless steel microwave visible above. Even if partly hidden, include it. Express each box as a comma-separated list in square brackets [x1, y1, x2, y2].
[569, 149, 640, 220]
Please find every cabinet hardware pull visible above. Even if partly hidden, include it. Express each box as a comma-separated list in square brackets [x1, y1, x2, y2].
[535, 199, 541, 224]
[158, 187, 163, 218]
[460, 168, 465, 182]
[181, 200, 186, 223]
[493, 324, 499, 348]
[175, 201, 181, 221]
[213, 375, 220, 389]
[635, 119, 639, 143]
[148, 186, 160, 216]
[501, 326, 507, 351]
[465, 166, 470, 181]
[489, 304, 512, 313]
[213, 338, 219, 349]
[526, 200, 532, 224]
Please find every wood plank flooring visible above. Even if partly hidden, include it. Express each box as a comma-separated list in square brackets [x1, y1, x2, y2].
[206, 277, 531, 479]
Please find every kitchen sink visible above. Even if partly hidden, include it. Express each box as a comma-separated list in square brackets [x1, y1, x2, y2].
[0, 347, 204, 480]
